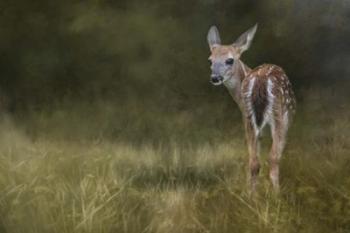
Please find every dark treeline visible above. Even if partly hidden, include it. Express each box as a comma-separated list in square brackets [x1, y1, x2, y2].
[0, 0, 349, 143]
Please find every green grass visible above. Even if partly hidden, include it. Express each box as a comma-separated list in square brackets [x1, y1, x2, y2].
[0, 88, 349, 233]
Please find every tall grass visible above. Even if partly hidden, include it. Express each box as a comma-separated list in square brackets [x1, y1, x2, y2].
[0, 87, 349, 233]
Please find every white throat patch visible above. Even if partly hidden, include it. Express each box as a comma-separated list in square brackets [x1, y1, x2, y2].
[223, 76, 238, 89]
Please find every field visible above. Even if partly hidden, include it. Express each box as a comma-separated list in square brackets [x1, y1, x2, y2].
[0, 87, 349, 233]
[1, 0, 350, 232]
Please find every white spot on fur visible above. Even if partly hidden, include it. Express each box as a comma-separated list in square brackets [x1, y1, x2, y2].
[268, 66, 274, 75]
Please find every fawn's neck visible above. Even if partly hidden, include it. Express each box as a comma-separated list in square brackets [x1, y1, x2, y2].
[223, 60, 251, 111]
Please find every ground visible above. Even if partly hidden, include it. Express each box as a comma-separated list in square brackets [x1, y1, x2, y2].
[0, 88, 349, 233]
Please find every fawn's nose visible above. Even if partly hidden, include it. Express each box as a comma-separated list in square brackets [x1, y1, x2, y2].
[211, 75, 223, 84]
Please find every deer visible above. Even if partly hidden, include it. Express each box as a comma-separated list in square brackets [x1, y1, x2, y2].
[207, 24, 296, 192]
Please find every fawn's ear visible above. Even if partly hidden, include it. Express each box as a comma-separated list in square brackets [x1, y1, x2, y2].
[234, 24, 258, 54]
[207, 26, 221, 50]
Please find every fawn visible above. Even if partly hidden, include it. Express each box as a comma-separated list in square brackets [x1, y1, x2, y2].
[207, 24, 296, 192]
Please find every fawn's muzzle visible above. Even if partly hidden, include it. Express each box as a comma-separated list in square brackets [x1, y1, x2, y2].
[210, 75, 223, 85]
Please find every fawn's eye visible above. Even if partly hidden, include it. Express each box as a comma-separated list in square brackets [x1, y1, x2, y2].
[225, 58, 234, 65]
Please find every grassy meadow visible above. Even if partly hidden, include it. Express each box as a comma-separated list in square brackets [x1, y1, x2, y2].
[1, 1, 350, 232]
[0, 87, 349, 233]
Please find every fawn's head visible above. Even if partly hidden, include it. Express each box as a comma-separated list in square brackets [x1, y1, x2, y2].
[207, 24, 257, 86]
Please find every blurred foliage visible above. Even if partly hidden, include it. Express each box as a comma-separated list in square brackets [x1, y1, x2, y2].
[0, 0, 349, 144]
[0, 0, 349, 109]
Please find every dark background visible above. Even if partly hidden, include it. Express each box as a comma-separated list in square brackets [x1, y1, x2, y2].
[0, 0, 349, 143]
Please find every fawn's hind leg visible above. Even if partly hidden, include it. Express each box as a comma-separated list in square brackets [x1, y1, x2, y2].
[245, 120, 261, 193]
[269, 114, 288, 192]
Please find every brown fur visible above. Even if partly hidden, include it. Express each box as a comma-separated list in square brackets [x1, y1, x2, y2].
[209, 46, 241, 60]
